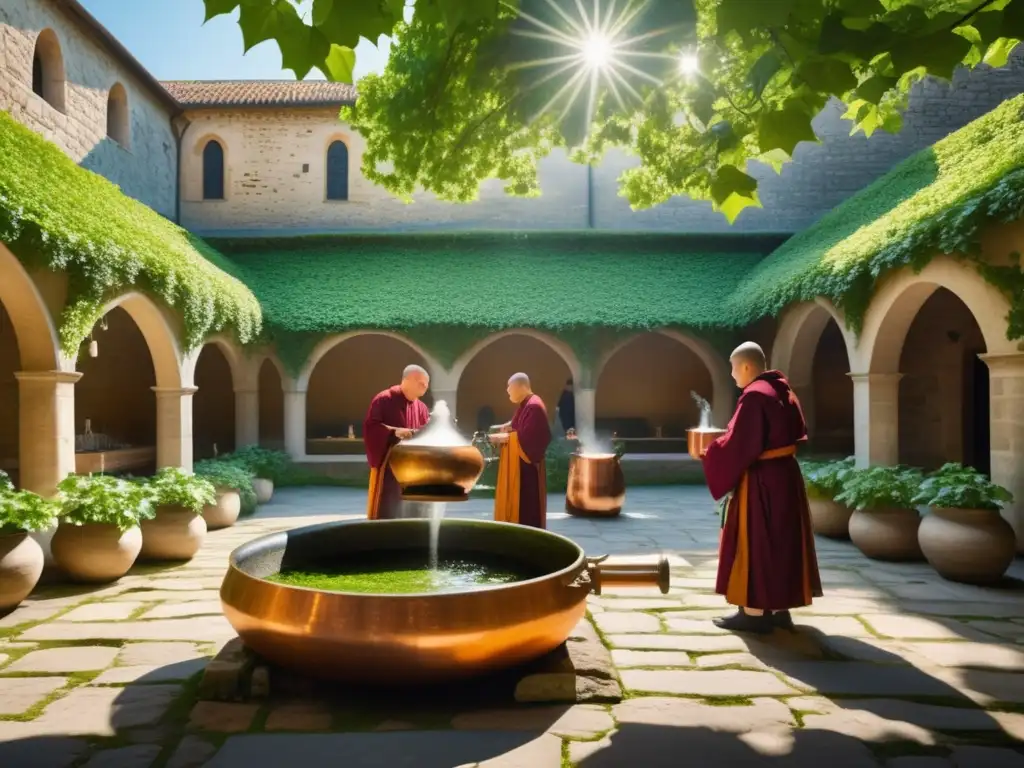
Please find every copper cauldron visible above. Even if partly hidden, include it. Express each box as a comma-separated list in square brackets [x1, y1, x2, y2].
[687, 428, 727, 459]
[389, 401, 485, 502]
[566, 452, 625, 517]
[220, 518, 670, 684]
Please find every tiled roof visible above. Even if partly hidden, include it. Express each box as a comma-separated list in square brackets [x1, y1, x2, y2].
[161, 80, 358, 109]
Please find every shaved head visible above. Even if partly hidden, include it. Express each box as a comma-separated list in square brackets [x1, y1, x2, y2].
[729, 342, 767, 389]
[400, 364, 429, 401]
[506, 372, 532, 404]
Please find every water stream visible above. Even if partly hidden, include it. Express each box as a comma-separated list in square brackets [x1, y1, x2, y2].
[428, 501, 446, 572]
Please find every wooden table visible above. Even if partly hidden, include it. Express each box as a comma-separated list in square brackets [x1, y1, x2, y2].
[75, 447, 156, 475]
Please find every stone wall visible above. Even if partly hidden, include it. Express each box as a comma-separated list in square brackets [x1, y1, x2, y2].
[0, 0, 178, 219]
[180, 50, 1024, 236]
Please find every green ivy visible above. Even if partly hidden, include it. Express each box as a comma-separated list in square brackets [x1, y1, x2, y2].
[0, 112, 262, 355]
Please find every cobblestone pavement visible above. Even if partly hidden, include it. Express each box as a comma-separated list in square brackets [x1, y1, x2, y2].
[2, 487, 1024, 768]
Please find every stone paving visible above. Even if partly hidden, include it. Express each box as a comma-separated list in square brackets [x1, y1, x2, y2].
[1, 487, 1023, 767]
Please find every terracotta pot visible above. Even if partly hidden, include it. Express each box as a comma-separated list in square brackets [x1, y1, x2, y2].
[808, 498, 853, 539]
[253, 478, 274, 505]
[51, 522, 142, 583]
[140, 505, 207, 562]
[918, 507, 1016, 585]
[0, 532, 45, 611]
[203, 488, 241, 530]
[849, 508, 923, 561]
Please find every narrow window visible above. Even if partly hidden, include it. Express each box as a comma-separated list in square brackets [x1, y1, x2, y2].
[326, 140, 349, 201]
[32, 53, 44, 98]
[202, 140, 225, 200]
[106, 83, 130, 148]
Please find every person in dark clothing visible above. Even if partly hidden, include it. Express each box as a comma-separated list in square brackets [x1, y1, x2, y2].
[557, 378, 575, 435]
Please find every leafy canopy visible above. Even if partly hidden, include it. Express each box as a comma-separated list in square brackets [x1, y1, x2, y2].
[204, 0, 1024, 221]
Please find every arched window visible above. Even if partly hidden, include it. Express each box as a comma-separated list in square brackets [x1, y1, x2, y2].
[106, 83, 130, 148]
[326, 140, 349, 201]
[202, 140, 225, 200]
[31, 29, 66, 112]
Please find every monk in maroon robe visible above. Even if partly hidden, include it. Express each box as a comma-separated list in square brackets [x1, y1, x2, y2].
[494, 372, 552, 528]
[701, 342, 822, 634]
[363, 365, 431, 520]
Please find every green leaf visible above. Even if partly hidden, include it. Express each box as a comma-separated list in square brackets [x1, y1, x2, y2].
[710, 165, 761, 224]
[796, 58, 857, 96]
[312, 0, 334, 26]
[984, 37, 1021, 68]
[836, 0, 885, 16]
[315, 0, 397, 48]
[1000, 0, 1024, 39]
[890, 30, 973, 80]
[320, 44, 357, 82]
[204, 0, 241, 23]
[278, 24, 332, 79]
[855, 75, 898, 104]
[716, 0, 795, 38]
[238, 0, 298, 53]
[819, 13, 893, 60]
[757, 101, 817, 155]
[748, 51, 782, 99]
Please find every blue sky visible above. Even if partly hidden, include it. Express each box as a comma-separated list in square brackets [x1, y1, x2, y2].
[78, 0, 392, 81]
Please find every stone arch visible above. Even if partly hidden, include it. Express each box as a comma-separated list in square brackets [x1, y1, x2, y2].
[771, 299, 857, 455]
[106, 82, 130, 148]
[451, 330, 580, 431]
[32, 29, 66, 113]
[302, 332, 440, 448]
[0, 243, 61, 372]
[91, 293, 184, 389]
[593, 329, 733, 428]
[201, 138, 226, 200]
[325, 138, 350, 201]
[188, 338, 242, 459]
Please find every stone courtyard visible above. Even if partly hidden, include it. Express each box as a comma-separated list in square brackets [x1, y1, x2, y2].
[1, 487, 1023, 768]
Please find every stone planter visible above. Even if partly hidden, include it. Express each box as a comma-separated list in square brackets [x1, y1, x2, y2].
[140, 505, 208, 562]
[808, 498, 853, 539]
[918, 507, 1016, 585]
[0, 532, 45, 612]
[849, 507, 923, 561]
[51, 523, 143, 583]
[203, 488, 241, 531]
[253, 478, 274, 505]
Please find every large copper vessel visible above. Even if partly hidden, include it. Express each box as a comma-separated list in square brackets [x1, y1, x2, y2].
[220, 518, 670, 684]
[389, 401, 485, 502]
[687, 428, 727, 459]
[566, 453, 625, 517]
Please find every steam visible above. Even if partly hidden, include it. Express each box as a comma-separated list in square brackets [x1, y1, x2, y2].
[691, 391, 714, 430]
[403, 400, 469, 447]
[574, 425, 615, 458]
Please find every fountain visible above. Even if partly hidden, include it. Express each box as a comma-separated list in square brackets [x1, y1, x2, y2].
[686, 390, 726, 459]
[564, 427, 626, 517]
[218, 403, 670, 684]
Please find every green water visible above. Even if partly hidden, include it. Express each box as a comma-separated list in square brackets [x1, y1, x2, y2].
[267, 551, 540, 595]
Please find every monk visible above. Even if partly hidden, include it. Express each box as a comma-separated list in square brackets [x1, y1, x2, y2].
[701, 342, 822, 634]
[363, 364, 431, 520]
[493, 373, 552, 528]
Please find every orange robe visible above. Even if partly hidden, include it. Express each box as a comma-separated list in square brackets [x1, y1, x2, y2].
[494, 394, 551, 528]
[363, 385, 429, 520]
[702, 371, 822, 610]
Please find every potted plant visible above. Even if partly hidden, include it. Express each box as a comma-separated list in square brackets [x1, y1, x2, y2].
[912, 463, 1015, 584]
[0, 485, 58, 611]
[138, 468, 217, 561]
[835, 465, 924, 561]
[194, 460, 255, 530]
[801, 457, 856, 539]
[52, 474, 153, 583]
[221, 446, 291, 504]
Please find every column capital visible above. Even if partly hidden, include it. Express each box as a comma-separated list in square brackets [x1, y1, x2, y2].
[847, 372, 904, 384]
[15, 370, 82, 385]
[979, 351, 1024, 373]
[151, 386, 199, 397]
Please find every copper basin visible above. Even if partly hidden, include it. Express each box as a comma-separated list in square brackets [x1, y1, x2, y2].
[220, 519, 670, 684]
[687, 428, 727, 460]
[389, 443, 485, 502]
[566, 453, 625, 517]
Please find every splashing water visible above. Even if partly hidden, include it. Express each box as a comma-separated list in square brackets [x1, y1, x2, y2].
[691, 391, 714, 430]
[404, 400, 467, 448]
[428, 501, 446, 572]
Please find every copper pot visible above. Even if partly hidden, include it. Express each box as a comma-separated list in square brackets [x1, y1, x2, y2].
[566, 453, 625, 517]
[220, 519, 670, 684]
[687, 428, 727, 459]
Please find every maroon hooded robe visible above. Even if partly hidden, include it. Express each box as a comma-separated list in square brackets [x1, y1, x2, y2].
[494, 394, 552, 528]
[363, 385, 430, 519]
[702, 371, 823, 610]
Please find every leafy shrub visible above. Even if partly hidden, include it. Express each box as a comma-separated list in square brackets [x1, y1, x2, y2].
[142, 468, 217, 515]
[0, 487, 59, 534]
[801, 457, 855, 501]
[57, 474, 154, 532]
[0, 469, 12, 492]
[912, 463, 1013, 512]
[834, 465, 923, 512]
[194, 460, 257, 516]
[220, 446, 292, 483]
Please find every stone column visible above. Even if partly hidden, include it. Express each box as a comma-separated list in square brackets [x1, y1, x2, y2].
[982, 352, 1024, 552]
[234, 388, 259, 449]
[283, 388, 306, 460]
[152, 386, 197, 471]
[15, 371, 80, 496]
[849, 372, 902, 468]
[574, 387, 596, 439]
